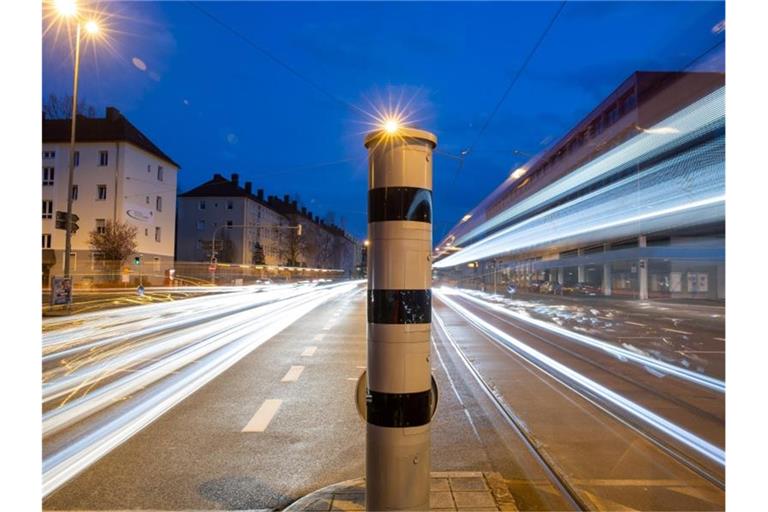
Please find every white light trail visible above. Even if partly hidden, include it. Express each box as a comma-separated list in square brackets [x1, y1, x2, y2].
[435, 290, 725, 467]
[42, 281, 361, 497]
[441, 288, 724, 393]
[452, 87, 725, 248]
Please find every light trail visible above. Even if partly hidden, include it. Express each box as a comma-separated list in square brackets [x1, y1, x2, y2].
[441, 287, 725, 393]
[42, 281, 361, 497]
[435, 87, 725, 268]
[435, 290, 725, 467]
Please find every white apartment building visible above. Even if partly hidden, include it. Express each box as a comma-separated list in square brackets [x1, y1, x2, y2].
[42, 107, 180, 281]
[176, 173, 289, 266]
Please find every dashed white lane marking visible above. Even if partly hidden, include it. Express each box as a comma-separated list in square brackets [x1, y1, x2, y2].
[346, 377, 358, 381]
[663, 327, 693, 335]
[313, 333, 326, 342]
[624, 321, 647, 327]
[242, 399, 282, 432]
[281, 365, 305, 382]
[356, 365, 366, 369]
[302, 346, 317, 357]
[714, 337, 726, 342]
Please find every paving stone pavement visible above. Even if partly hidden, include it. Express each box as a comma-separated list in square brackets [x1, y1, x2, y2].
[282, 472, 518, 511]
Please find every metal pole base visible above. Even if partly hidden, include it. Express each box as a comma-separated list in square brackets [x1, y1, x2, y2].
[366, 423, 430, 511]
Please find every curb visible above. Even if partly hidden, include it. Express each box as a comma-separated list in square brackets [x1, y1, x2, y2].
[282, 472, 518, 511]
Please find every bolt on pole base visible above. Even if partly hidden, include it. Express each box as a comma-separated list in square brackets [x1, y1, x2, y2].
[364, 126, 438, 511]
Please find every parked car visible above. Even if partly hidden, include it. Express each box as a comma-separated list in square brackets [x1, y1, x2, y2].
[568, 282, 601, 296]
[528, 280, 546, 293]
[506, 284, 517, 296]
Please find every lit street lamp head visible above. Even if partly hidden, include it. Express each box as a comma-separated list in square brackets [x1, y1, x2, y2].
[383, 118, 399, 134]
[54, 0, 77, 17]
[85, 20, 99, 35]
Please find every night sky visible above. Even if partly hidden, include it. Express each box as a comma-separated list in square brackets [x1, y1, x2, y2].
[42, 1, 725, 243]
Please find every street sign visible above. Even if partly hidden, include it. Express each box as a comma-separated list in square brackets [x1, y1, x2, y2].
[50, 277, 72, 305]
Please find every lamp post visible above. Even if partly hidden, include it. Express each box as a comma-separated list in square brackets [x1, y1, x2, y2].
[55, 1, 100, 302]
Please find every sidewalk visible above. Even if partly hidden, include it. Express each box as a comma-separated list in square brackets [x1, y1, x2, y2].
[283, 472, 518, 511]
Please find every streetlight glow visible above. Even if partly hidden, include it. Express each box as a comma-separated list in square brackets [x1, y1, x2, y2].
[85, 20, 99, 35]
[383, 118, 399, 134]
[55, 0, 78, 17]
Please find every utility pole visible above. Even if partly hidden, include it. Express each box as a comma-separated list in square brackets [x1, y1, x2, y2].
[364, 125, 437, 510]
[63, 22, 82, 302]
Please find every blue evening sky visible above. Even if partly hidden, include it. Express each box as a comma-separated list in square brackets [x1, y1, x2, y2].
[42, 1, 725, 242]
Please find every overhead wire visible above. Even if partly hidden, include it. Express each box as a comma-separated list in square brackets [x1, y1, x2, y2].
[450, 1, 568, 184]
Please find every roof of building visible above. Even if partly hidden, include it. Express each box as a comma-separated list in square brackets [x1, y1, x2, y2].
[42, 106, 181, 168]
[181, 173, 358, 242]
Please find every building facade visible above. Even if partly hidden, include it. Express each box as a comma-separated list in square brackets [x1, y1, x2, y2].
[42, 107, 180, 284]
[177, 173, 289, 266]
[177, 174, 362, 276]
[434, 71, 725, 301]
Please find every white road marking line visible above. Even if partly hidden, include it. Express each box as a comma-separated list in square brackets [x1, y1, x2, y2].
[714, 337, 726, 342]
[356, 365, 366, 369]
[663, 328, 693, 335]
[242, 399, 282, 432]
[346, 377, 357, 381]
[624, 321, 647, 327]
[301, 346, 317, 357]
[281, 365, 305, 382]
[313, 334, 326, 341]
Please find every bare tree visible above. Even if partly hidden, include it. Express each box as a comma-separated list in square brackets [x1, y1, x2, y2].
[280, 224, 307, 267]
[89, 220, 138, 263]
[43, 93, 97, 119]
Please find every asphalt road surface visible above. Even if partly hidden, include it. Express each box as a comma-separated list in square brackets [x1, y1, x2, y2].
[43, 283, 725, 510]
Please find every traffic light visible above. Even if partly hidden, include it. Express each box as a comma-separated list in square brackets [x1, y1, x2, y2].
[134, 255, 141, 265]
[55, 211, 79, 233]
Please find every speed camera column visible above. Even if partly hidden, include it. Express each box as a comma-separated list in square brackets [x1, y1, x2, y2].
[364, 126, 438, 511]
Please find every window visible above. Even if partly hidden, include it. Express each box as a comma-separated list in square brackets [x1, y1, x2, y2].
[71, 185, 78, 201]
[157, 166, 164, 181]
[73, 151, 79, 167]
[147, 164, 152, 173]
[91, 252, 106, 270]
[42, 234, 52, 249]
[42, 200, 53, 219]
[226, 220, 234, 230]
[96, 218, 106, 234]
[43, 151, 56, 159]
[43, 167, 54, 186]
[155, 226, 161, 242]
[156, 196, 162, 212]
[97, 185, 107, 200]
[199, 200, 206, 210]
[99, 150, 109, 166]
[145, 228, 149, 236]
[226, 199, 233, 210]
[196, 220, 206, 231]
[153, 257, 161, 271]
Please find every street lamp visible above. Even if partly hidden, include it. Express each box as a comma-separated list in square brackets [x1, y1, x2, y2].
[54, 0, 101, 300]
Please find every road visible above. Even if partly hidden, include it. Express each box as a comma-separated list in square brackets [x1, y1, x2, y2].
[43, 283, 725, 510]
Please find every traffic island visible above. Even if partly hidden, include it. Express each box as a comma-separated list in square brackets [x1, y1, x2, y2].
[282, 472, 518, 511]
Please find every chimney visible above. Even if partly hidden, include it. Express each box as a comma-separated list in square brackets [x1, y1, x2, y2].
[284, 194, 290, 204]
[213, 173, 223, 180]
[244, 181, 252, 194]
[314, 215, 319, 223]
[301, 207, 307, 215]
[231, 173, 239, 186]
[106, 106, 121, 121]
[292, 200, 298, 212]
[257, 189, 264, 200]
